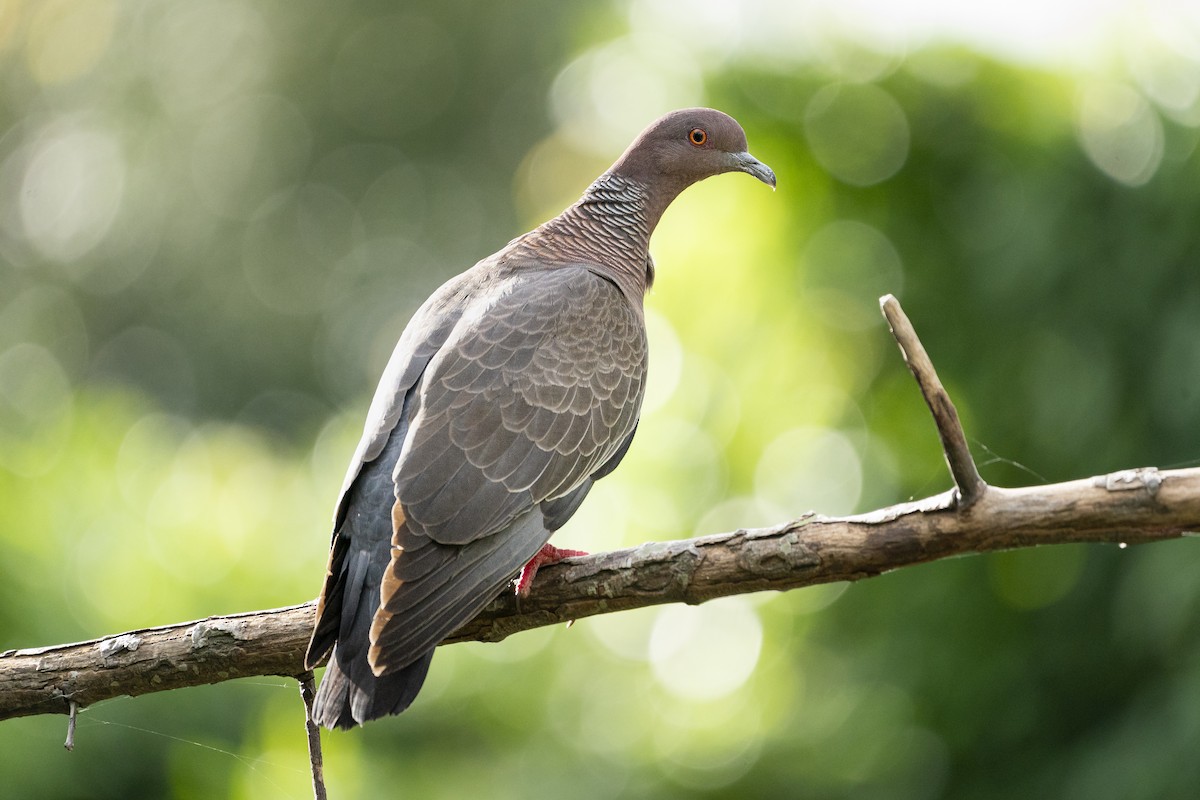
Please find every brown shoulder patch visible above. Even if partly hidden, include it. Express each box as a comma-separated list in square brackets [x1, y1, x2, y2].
[391, 499, 406, 538]
[369, 499, 409, 676]
[369, 558, 403, 677]
[367, 632, 392, 677]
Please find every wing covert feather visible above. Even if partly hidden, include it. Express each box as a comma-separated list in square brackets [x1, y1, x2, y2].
[367, 265, 647, 675]
[394, 267, 646, 547]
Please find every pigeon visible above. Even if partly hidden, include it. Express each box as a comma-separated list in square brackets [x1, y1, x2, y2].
[306, 108, 776, 729]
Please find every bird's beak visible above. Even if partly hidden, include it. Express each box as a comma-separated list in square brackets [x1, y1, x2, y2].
[730, 151, 777, 190]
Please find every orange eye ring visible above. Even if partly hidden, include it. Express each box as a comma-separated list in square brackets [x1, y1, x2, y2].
[688, 128, 707, 146]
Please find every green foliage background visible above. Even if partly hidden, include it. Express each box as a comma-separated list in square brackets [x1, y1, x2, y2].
[2, 2, 1199, 798]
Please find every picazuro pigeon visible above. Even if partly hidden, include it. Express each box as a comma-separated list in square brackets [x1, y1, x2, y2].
[307, 108, 776, 729]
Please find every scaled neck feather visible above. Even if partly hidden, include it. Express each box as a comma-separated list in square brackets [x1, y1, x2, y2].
[512, 173, 664, 302]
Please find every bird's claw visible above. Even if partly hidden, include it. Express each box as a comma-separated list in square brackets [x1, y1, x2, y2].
[514, 543, 588, 598]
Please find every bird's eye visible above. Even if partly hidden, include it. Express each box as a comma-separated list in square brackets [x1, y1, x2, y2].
[688, 128, 707, 146]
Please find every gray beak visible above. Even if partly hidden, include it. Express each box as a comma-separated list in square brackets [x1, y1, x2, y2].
[731, 151, 777, 189]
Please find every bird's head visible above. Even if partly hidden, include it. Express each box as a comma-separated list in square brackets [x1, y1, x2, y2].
[610, 107, 776, 192]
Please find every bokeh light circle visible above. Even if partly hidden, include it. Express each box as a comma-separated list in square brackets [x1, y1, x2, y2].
[804, 82, 910, 186]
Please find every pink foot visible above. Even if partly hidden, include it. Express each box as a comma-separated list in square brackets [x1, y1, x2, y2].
[515, 543, 588, 598]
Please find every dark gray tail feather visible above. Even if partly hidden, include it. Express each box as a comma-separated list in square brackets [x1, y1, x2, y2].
[312, 645, 435, 730]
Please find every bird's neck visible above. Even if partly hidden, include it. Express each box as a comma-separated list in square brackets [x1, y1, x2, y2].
[518, 173, 676, 300]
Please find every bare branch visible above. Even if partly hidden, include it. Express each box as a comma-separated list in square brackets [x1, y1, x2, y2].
[2, 295, 1196, 726]
[64, 701, 77, 751]
[881, 294, 986, 506]
[2, 466, 1197, 722]
[297, 671, 327, 800]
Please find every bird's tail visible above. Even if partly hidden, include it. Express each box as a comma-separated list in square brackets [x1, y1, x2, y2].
[312, 645, 434, 730]
[310, 540, 434, 730]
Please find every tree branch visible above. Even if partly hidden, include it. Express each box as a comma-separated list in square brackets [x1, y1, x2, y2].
[880, 294, 985, 506]
[297, 671, 327, 800]
[2, 296, 1197, 725]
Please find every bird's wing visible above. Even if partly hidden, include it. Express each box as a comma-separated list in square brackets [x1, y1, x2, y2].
[397, 266, 646, 544]
[330, 271, 479, 527]
[367, 266, 646, 673]
[307, 269, 478, 668]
